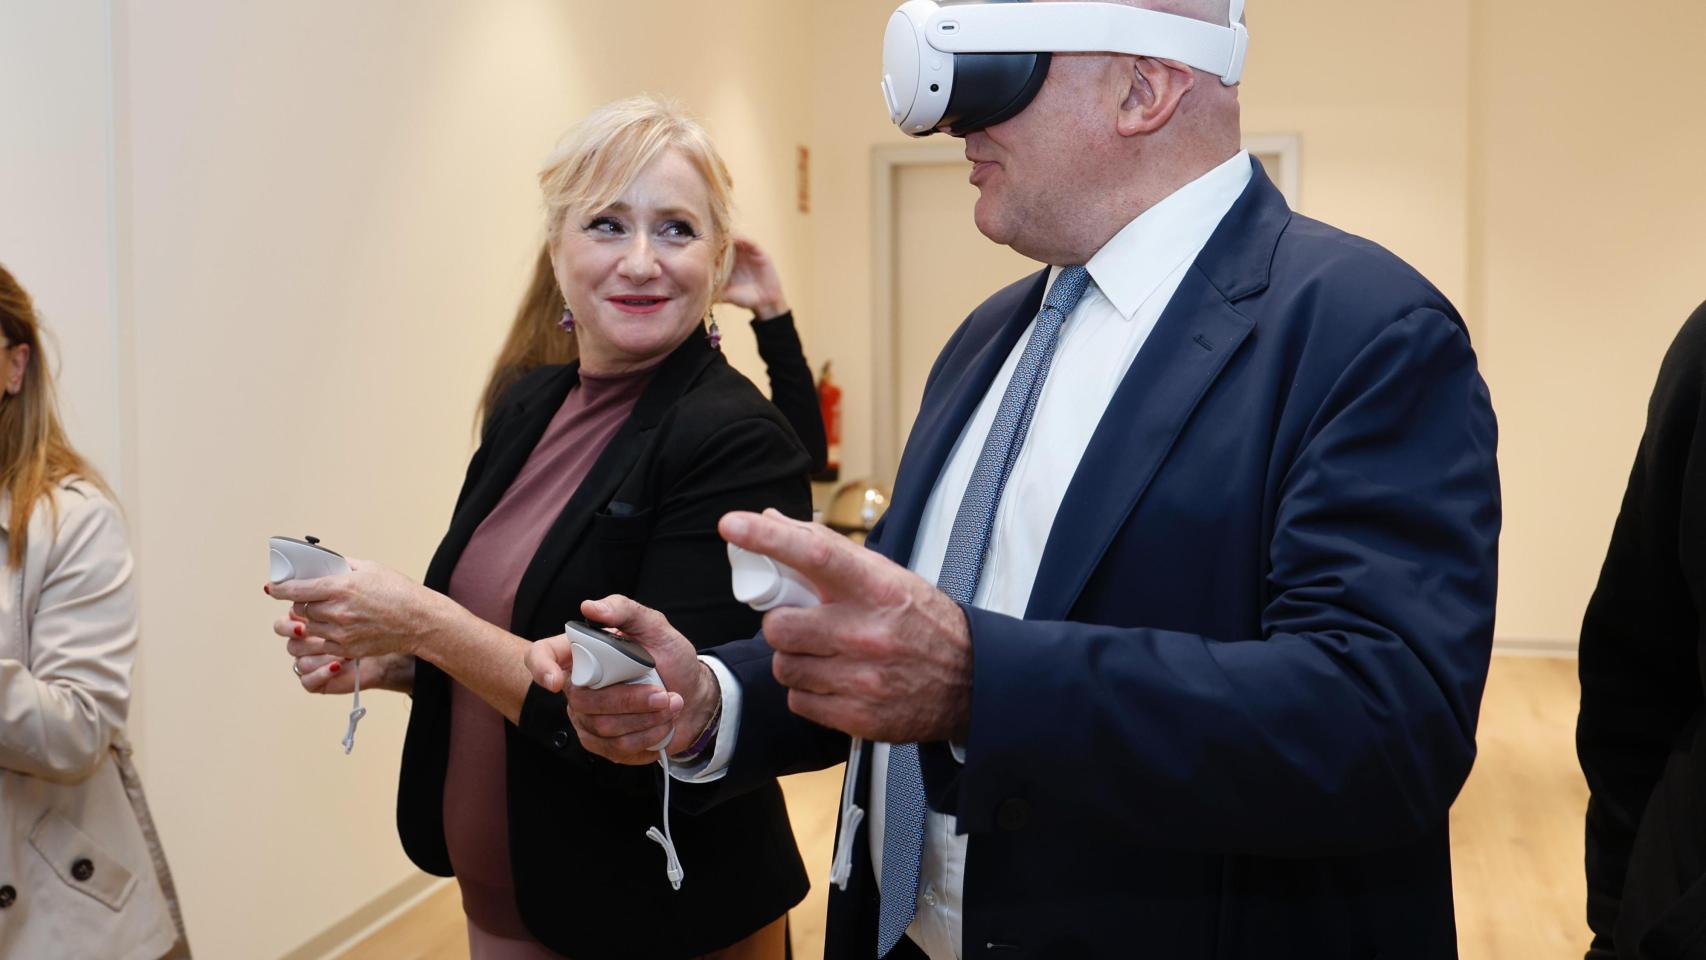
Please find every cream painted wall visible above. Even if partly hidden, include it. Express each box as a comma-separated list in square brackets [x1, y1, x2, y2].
[0, 0, 127, 495]
[1474, 0, 1706, 642]
[105, 1, 811, 957]
[1237, 0, 1472, 319]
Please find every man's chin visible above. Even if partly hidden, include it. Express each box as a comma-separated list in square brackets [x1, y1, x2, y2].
[972, 198, 1014, 247]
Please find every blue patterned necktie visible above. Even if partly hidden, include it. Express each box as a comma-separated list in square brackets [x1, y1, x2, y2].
[876, 266, 1093, 957]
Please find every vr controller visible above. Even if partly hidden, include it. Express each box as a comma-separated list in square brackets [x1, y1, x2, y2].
[268, 535, 366, 755]
[269, 535, 349, 583]
[563, 621, 663, 690]
[728, 543, 821, 611]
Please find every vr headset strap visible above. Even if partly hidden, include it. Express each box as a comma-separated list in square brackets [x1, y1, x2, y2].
[929, 2, 1246, 85]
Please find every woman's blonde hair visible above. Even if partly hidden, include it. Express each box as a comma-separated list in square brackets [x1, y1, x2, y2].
[474, 244, 580, 432]
[0, 263, 113, 567]
[539, 94, 738, 300]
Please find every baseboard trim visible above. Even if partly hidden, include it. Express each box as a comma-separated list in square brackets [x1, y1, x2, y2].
[276, 872, 449, 960]
[1493, 637, 1577, 658]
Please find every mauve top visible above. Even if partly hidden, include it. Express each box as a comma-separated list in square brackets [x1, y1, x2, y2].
[444, 366, 653, 952]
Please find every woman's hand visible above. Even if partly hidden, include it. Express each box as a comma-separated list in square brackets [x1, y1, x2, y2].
[718, 236, 790, 321]
[266, 559, 458, 661]
[285, 632, 414, 696]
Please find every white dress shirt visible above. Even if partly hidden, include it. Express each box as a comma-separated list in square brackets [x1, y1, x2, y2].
[681, 151, 1253, 960]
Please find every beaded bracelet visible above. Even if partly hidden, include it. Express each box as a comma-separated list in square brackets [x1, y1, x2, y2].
[671, 692, 724, 765]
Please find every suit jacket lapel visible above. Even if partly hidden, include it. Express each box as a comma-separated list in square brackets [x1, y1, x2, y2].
[1024, 160, 1291, 620]
[874, 270, 1049, 567]
[1023, 276, 1253, 620]
[508, 335, 719, 634]
[423, 367, 579, 592]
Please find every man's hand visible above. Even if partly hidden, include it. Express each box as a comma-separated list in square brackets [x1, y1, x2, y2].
[723, 509, 973, 743]
[526, 596, 719, 765]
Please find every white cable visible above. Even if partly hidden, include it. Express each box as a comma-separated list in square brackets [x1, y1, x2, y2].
[647, 751, 686, 890]
[341, 659, 367, 755]
[829, 736, 867, 890]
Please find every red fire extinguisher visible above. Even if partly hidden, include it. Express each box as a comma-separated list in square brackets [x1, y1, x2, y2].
[817, 361, 841, 482]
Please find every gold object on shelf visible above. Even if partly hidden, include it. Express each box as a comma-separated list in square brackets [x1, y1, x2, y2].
[825, 481, 891, 545]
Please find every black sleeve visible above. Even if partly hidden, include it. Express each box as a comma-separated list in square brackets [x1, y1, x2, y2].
[1579, 301, 1706, 953]
[751, 313, 829, 473]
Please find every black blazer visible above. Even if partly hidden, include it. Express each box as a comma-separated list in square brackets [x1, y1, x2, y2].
[396, 332, 814, 959]
[1580, 301, 1706, 960]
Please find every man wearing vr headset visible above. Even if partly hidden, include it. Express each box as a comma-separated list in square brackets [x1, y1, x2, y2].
[536, 1, 1499, 957]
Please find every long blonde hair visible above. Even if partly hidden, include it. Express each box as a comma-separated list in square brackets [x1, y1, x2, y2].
[0, 263, 112, 567]
[474, 244, 580, 431]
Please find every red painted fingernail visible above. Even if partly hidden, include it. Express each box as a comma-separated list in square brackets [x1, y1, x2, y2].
[328, 661, 341, 675]
[263, 584, 272, 595]
[294, 624, 304, 637]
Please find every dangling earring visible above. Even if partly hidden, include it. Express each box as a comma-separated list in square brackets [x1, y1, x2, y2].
[558, 303, 574, 334]
[707, 310, 721, 350]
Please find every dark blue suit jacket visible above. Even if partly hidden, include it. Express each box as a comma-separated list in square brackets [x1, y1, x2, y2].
[699, 160, 1500, 959]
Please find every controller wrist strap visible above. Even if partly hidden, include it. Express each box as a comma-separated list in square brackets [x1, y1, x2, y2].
[829, 736, 867, 890]
[341, 659, 367, 755]
[648, 748, 686, 890]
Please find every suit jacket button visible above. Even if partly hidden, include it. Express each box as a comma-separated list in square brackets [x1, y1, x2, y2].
[551, 730, 571, 750]
[0, 884, 15, 908]
[71, 859, 94, 882]
[996, 798, 1030, 831]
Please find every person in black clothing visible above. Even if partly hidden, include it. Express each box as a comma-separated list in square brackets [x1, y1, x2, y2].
[1580, 299, 1706, 960]
[723, 236, 829, 476]
[264, 94, 815, 959]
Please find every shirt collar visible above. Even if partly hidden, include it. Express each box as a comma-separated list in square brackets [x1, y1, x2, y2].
[1070, 150, 1254, 321]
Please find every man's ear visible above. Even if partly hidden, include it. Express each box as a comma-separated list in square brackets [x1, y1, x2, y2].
[1116, 57, 1195, 137]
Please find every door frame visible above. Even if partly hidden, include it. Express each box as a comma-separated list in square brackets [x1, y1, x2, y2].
[870, 141, 968, 483]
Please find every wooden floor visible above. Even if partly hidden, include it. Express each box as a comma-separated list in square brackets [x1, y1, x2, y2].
[336, 656, 1590, 959]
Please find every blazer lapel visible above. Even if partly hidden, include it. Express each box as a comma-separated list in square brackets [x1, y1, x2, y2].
[1024, 160, 1291, 620]
[423, 367, 578, 592]
[507, 335, 719, 634]
[1024, 278, 1253, 620]
[874, 269, 1049, 567]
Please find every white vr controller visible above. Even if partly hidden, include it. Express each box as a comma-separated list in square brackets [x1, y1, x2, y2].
[728, 543, 821, 611]
[268, 535, 366, 755]
[564, 621, 663, 690]
[269, 535, 349, 582]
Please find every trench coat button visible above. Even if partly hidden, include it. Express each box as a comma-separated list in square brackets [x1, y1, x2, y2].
[0, 885, 15, 908]
[71, 859, 94, 882]
[995, 797, 1030, 831]
[552, 730, 572, 750]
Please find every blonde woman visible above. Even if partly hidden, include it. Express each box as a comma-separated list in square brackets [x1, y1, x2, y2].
[0, 263, 188, 959]
[268, 96, 812, 959]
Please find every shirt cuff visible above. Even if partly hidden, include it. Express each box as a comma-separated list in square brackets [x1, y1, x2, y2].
[668, 655, 743, 783]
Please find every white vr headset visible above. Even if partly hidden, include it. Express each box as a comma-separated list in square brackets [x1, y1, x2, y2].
[882, 0, 1248, 137]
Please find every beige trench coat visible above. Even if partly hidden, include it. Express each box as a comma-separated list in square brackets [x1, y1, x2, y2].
[0, 482, 188, 959]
